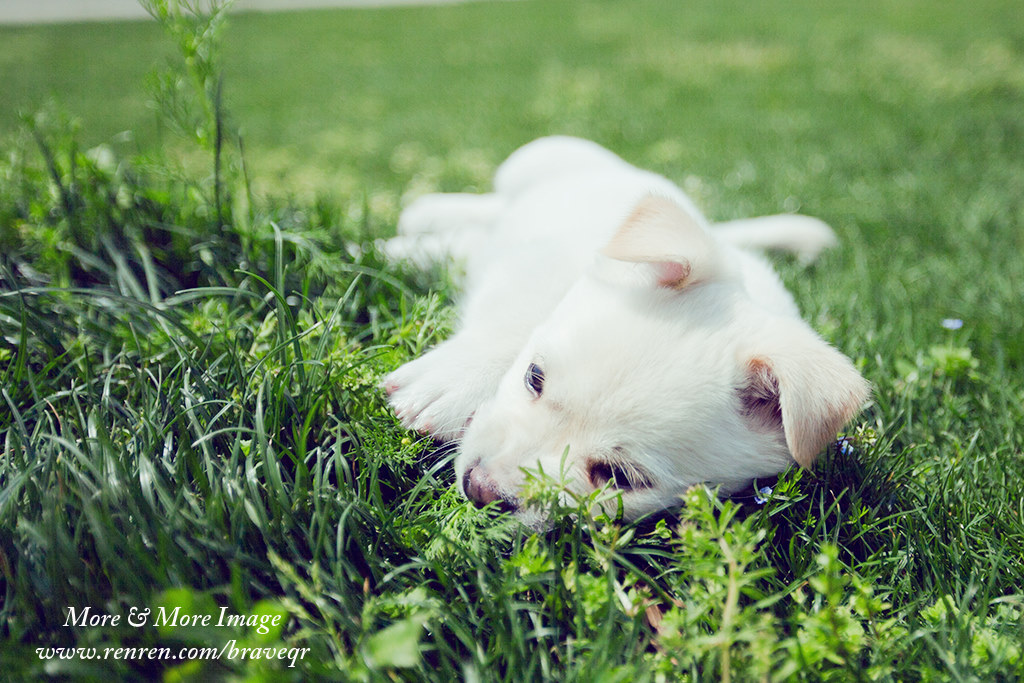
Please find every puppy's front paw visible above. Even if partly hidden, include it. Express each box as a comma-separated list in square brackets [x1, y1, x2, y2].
[383, 342, 496, 442]
[398, 192, 504, 236]
[397, 194, 454, 236]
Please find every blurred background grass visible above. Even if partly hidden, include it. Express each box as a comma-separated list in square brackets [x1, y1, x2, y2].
[4, 0, 1021, 201]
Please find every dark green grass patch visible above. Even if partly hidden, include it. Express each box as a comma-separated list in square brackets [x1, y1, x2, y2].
[2, 0, 1024, 680]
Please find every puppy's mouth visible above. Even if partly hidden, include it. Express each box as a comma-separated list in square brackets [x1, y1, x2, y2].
[461, 463, 519, 514]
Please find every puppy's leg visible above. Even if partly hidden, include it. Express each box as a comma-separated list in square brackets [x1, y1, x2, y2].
[383, 330, 517, 442]
[384, 253, 557, 442]
[383, 193, 505, 266]
[714, 215, 837, 264]
[397, 192, 505, 236]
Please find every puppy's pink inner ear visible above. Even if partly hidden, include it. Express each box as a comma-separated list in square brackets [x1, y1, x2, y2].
[653, 260, 691, 289]
[740, 332, 871, 468]
[601, 195, 720, 290]
[740, 358, 784, 434]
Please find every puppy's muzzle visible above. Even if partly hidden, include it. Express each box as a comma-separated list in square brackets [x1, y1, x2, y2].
[462, 464, 518, 514]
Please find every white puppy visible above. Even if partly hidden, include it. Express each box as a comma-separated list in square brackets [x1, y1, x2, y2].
[383, 136, 869, 526]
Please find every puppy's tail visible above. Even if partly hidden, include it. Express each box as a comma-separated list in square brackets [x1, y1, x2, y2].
[713, 215, 838, 264]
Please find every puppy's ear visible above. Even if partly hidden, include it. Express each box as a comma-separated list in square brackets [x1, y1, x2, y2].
[740, 323, 870, 467]
[602, 195, 725, 289]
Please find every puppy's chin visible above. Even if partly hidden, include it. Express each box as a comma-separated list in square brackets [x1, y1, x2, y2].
[503, 495, 658, 532]
[510, 508, 553, 531]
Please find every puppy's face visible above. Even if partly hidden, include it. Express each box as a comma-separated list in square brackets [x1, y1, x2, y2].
[455, 197, 868, 525]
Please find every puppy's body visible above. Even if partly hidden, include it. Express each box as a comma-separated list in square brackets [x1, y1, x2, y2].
[385, 137, 867, 525]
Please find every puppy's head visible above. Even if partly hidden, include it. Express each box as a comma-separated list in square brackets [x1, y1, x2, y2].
[456, 196, 869, 525]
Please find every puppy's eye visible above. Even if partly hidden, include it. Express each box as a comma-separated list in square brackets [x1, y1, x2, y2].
[587, 459, 652, 492]
[524, 363, 545, 398]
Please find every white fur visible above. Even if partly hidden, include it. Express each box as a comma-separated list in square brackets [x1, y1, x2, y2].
[383, 136, 868, 525]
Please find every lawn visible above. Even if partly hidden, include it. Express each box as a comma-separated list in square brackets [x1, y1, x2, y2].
[1, 0, 1023, 680]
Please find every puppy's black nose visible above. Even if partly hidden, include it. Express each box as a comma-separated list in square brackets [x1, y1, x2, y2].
[463, 466, 518, 514]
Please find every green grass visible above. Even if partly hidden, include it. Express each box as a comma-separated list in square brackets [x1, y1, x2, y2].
[2, 0, 1024, 680]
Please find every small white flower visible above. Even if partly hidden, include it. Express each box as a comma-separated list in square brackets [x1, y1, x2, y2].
[941, 318, 964, 330]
